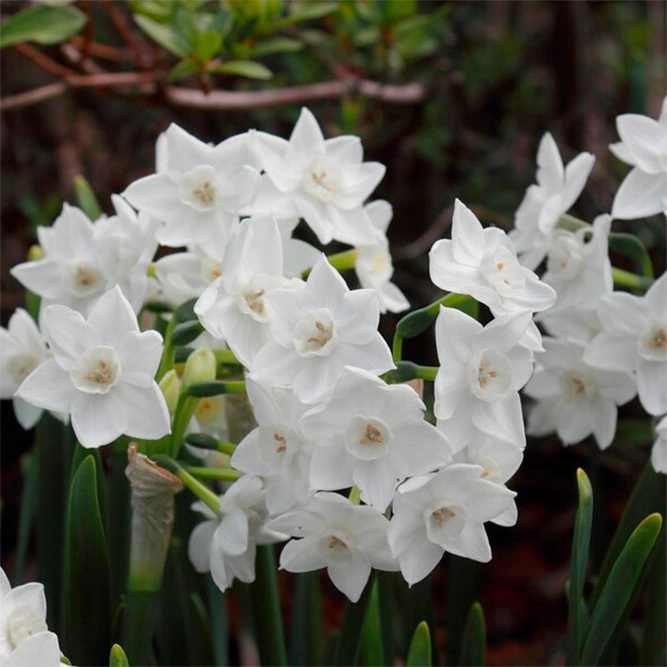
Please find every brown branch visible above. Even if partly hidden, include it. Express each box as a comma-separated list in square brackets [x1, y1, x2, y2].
[69, 35, 124, 62]
[0, 72, 425, 113]
[394, 204, 454, 260]
[13, 43, 77, 78]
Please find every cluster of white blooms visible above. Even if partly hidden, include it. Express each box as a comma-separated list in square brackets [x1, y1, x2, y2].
[0, 568, 62, 667]
[2, 101, 665, 606]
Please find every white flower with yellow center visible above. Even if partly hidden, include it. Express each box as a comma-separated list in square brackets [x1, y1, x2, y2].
[15, 286, 170, 449]
[248, 108, 384, 246]
[123, 124, 260, 248]
[585, 273, 667, 416]
[267, 493, 398, 602]
[525, 338, 636, 449]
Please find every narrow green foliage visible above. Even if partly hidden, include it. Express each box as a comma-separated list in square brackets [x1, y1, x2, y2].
[640, 528, 667, 665]
[580, 513, 663, 666]
[109, 644, 129, 667]
[173, 297, 199, 323]
[212, 60, 273, 79]
[73, 176, 103, 220]
[333, 575, 376, 666]
[13, 451, 39, 582]
[566, 469, 594, 665]
[170, 320, 205, 345]
[62, 456, 112, 666]
[459, 603, 486, 666]
[187, 380, 247, 397]
[133, 14, 189, 57]
[0, 5, 86, 48]
[359, 580, 385, 666]
[406, 621, 432, 667]
[290, 573, 323, 666]
[608, 232, 654, 279]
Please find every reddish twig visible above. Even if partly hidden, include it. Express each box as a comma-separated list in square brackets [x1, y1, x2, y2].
[69, 36, 125, 62]
[13, 43, 77, 78]
[394, 204, 454, 260]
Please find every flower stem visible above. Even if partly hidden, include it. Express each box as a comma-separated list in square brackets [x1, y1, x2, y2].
[392, 332, 403, 362]
[395, 292, 473, 339]
[184, 466, 242, 482]
[152, 455, 220, 513]
[612, 267, 654, 292]
[156, 315, 178, 382]
[302, 249, 359, 278]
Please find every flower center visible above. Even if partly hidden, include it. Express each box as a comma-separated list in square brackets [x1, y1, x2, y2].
[201, 257, 222, 284]
[8, 353, 40, 385]
[70, 346, 121, 394]
[317, 528, 354, 563]
[258, 425, 301, 467]
[559, 368, 598, 403]
[467, 349, 512, 402]
[638, 321, 667, 362]
[479, 246, 526, 297]
[425, 504, 466, 545]
[236, 273, 281, 323]
[195, 395, 226, 425]
[301, 155, 344, 202]
[63, 259, 105, 298]
[345, 415, 392, 460]
[7, 605, 48, 650]
[293, 308, 337, 357]
[179, 164, 218, 212]
[478, 457, 502, 483]
[546, 233, 585, 280]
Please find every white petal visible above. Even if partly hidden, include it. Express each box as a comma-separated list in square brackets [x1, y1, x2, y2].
[117, 331, 164, 387]
[616, 114, 664, 174]
[646, 273, 667, 313]
[612, 168, 666, 220]
[71, 391, 128, 448]
[584, 333, 637, 374]
[451, 199, 485, 265]
[327, 552, 371, 603]
[87, 286, 139, 346]
[280, 537, 327, 572]
[115, 383, 171, 441]
[188, 519, 218, 572]
[560, 152, 595, 211]
[12, 397, 42, 430]
[309, 445, 355, 490]
[442, 521, 492, 563]
[591, 398, 617, 450]
[218, 508, 250, 556]
[4, 582, 47, 621]
[472, 393, 526, 448]
[42, 305, 96, 370]
[637, 359, 667, 416]
[397, 537, 444, 586]
[4, 631, 60, 667]
[122, 173, 183, 220]
[15, 360, 77, 414]
[536, 133, 565, 191]
[287, 108, 326, 166]
[353, 458, 400, 512]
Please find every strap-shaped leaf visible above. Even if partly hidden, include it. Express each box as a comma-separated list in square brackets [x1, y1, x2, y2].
[333, 575, 376, 666]
[109, 644, 129, 667]
[459, 602, 486, 666]
[406, 621, 432, 667]
[290, 573, 323, 666]
[73, 176, 102, 221]
[566, 469, 593, 665]
[62, 455, 112, 666]
[360, 579, 385, 666]
[580, 513, 663, 666]
[0, 5, 86, 48]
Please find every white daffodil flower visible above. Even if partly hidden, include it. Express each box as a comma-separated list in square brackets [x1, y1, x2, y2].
[540, 214, 613, 314]
[248, 108, 385, 246]
[15, 286, 170, 449]
[231, 380, 314, 515]
[188, 476, 284, 593]
[584, 273, 667, 416]
[452, 433, 523, 527]
[388, 464, 516, 586]
[11, 200, 157, 317]
[250, 256, 395, 404]
[525, 338, 636, 449]
[0, 309, 51, 429]
[354, 200, 410, 314]
[430, 199, 556, 317]
[3, 632, 62, 667]
[610, 97, 667, 220]
[299, 367, 452, 512]
[0, 567, 57, 663]
[123, 124, 260, 247]
[195, 216, 303, 369]
[267, 492, 398, 603]
[651, 416, 667, 474]
[433, 306, 535, 450]
[540, 306, 603, 345]
[510, 133, 595, 269]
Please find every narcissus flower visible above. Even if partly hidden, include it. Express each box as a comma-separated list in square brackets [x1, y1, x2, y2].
[15, 286, 170, 448]
[610, 97, 667, 220]
[584, 273, 667, 416]
[267, 492, 398, 602]
[250, 256, 394, 404]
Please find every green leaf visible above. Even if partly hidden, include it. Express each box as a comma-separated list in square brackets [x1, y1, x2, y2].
[187, 380, 245, 397]
[133, 14, 189, 57]
[566, 468, 594, 666]
[640, 527, 666, 666]
[445, 556, 480, 665]
[168, 57, 201, 82]
[459, 602, 486, 666]
[332, 576, 376, 666]
[290, 573, 323, 666]
[62, 456, 112, 666]
[0, 5, 86, 48]
[170, 320, 205, 346]
[608, 232, 654, 279]
[109, 644, 129, 667]
[212, 59, 273, 79]
[283, 1, 338, 25]
[13, 451, 39, 583]
[252, 36, 303, 57]
[360, 579, 385, 666]
[194, 31, 222, 61]
[406, 621, 432, 667]
[580, 513, 663, 666]
[173, 297, 199, 323]
[73, 176, 102, 221]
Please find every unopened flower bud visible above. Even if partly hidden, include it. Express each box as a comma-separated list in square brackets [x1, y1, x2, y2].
[158, 369, 181, 415]
[182, 348, 216, 390]
[27, 245, 43, 261]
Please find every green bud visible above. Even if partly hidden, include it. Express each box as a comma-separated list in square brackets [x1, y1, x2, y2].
[158, 370, 180, 415]
[182, 348, 216, 390]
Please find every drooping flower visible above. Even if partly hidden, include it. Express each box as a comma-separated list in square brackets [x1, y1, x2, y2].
[610, 97, 667, 220]
[299, 367, 452, 511]
[0, 309, 51, 429]
[248, 108, 384, 246]
[15, 286, 170, 448]
[267, 492, 398, 602]
[510, 133, 595, 269]
[584, 273, 667, 416]
[354, 200, 410, 314]
[524, 338, 636, 449]
[123, 124, 260, 247]
[250, 256, 395, 404]
[433, 306, 535, 450]
[231, 379, 314, 515]
[388, 465, 516, 586]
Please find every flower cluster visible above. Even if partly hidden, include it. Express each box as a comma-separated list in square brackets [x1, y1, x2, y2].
[3, 101, 665, 608]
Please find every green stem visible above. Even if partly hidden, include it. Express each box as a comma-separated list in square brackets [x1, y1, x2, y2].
[170, 394, 199, 457]
[303, 249, 359, 278]
[152, 455, 220, 513]
[612, 267, 653, 292]
[415, 366, 438, 382]
[214, 349, 242, 366]
[392, 333, 403, 362]
[156, 316, 178, 382]
[396, 293, 473, 339]
[185, 466, 243, 482]
[557, 213, 589, 232]
[121, 591, 158, 667]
